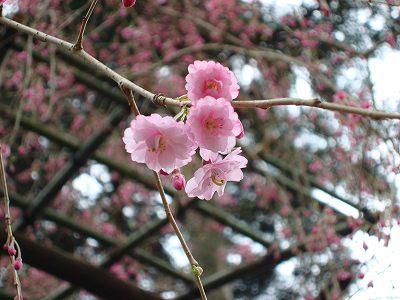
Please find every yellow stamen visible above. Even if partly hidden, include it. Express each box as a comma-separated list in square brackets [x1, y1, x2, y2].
[211, 175, 225, 186]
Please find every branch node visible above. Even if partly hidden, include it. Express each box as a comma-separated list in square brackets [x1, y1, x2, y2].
[313, 98, 323, 106]
[192, 265, 203, 277]
[152, 93, 167, 108]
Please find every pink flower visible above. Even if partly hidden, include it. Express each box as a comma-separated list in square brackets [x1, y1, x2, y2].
[185, 148, 248, 200]
[187, 96, 243, 160]
[185, 60, 239, 103]
[123, 114, 196, 173]
[122, 0, 136, 7]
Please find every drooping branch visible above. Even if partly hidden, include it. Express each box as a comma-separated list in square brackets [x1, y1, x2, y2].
[0, 146, 23, 300]
[1, 16, 400, 121]
[73, 0, 99, 51]
[120, 87, 208, 300]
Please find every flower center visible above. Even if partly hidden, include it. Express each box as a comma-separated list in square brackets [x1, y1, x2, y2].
[211, 170, 225, 186]
[211, 174, 225, 186]
[205, 118, 218, 131]
[150, 135, 167, 153]
[204, 79, 221, 92]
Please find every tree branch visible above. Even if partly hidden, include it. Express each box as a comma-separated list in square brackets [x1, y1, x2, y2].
[120, 87, 207, 299]
[1, 16, 399, 121]
[73, 0, 99, 51]
[0, 146, 22, 300]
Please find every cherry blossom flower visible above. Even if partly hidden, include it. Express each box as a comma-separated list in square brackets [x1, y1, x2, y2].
[123, 114, 196, 173]
[185, 148, 248, 200]
[185, 60, 239, 103]
[186, 96, 243, 160]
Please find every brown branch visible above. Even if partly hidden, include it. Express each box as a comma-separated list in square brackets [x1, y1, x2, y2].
[0, 229, 162, 300]
[1, 17, 399, 121]
[119, 87, 207, 299]
[232, 98, 400, 120]
[73, 0, 99, 51]
[0, 146, 22, 300]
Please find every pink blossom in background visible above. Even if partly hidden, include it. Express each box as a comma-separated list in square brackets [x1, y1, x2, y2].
[185, 60, 239, 103]
[186, 96, 243, 160]
[185, 148, 248, 200]
[123, 114, 196, 173]
[0, 0, 15, 4]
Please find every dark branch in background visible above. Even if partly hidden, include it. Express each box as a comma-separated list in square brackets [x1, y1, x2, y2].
[0, 229, 162, 300]
[15, 106, 127, 231]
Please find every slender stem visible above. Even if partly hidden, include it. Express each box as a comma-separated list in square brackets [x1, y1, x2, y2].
[0, 146, 22, 300]
[73, 0, 99, 51]
[232, 98, 400, 120]
[120, 87, 207, 299]
[0, 16, 399, 121]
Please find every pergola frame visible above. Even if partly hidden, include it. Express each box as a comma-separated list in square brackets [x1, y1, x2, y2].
[0, 14, 379, 300]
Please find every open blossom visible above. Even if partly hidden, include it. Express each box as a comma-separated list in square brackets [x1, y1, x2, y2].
[185, 60, 239, 103]
[185, 148, 248, 200]
[123, 114, 196, 173]
[187, 96, 243, 160]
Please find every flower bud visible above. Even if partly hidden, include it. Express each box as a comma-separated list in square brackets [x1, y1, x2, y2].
[14, 258, 22, 271]
[8, 246, 16, 256]
[172, 173, 185, 190]
[122, 0, 136, 7]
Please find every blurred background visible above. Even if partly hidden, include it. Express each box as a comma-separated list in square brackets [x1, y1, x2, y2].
[0, 0, 400, 299]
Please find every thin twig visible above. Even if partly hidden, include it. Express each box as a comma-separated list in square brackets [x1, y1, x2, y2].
[73, 0, 99, 51]
[1, 17, 399, 121]
[0, 146, 23, 300]
[120, 87, 207, 299]
[232, 98, 400, 120]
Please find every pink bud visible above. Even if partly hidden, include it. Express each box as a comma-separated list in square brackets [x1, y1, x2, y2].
[357, 272, 364, 279]
[14, 258, 23, 271]
[172, 174, 185, 190]
[8, 246, 16, 256]
[122, 0, 136, 7]
[3, 244, 8, 251]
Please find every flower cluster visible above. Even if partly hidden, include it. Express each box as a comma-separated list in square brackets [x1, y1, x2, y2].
[123, 60, 247, 200]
